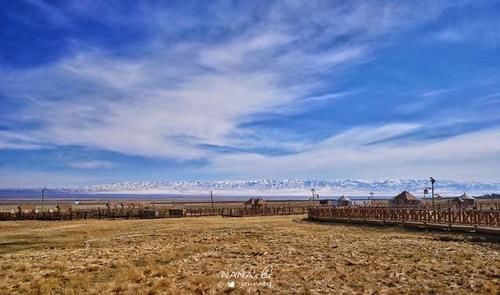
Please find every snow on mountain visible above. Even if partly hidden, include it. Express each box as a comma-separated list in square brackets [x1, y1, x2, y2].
[2, 179, 500, 196]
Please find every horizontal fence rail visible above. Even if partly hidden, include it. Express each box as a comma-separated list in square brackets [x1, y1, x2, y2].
[222, 207, 308, 217]
[309, 207, 500, 228]
[0, 206, 308, 221]
[308, 207, 500, 228]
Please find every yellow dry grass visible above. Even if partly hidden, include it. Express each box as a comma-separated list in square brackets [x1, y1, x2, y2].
[0, 215, 498, 294]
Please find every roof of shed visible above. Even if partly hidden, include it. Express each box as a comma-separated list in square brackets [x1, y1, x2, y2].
[393, 191, 417, 200]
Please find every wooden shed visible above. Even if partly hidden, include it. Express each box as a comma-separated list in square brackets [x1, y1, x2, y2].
[451, 193, 475, 208]
[392, 191, 420, 206]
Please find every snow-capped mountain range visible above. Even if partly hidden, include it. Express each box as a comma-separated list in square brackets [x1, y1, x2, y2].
[2, 179, 500, 196]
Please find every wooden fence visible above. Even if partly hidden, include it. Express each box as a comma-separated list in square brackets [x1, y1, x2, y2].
[0, 208, 172, 221]
[0, 206, 308, 221]
[309, 207, 500, 229]
[222, 207, 308, 217]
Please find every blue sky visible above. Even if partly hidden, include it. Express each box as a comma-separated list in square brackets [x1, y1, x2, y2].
[1, 0, 500, 187]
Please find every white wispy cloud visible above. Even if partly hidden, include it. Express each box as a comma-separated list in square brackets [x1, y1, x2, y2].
[204, 126, 500, 181]
[0, 131, 44, 150]
[66, 160, 115, 169]
[3, 0, 494, 185]
[433, 20, 500, 46]
[396, 88, 459, 114]
[2, 1, 448, 159]
[478, 92, 500, 106]
[419, 88, 459, 98]
[0, 168, 108, 187]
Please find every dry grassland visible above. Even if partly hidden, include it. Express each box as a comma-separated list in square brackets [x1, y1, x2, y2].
[0, 215, 498, 294]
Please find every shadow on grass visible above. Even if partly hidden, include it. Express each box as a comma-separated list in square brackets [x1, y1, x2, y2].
[299, 217, 500, 244]
[0, 239, 53, 254]
[0, 231, 83, 254]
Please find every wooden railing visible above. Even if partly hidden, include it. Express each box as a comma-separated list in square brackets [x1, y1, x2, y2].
[309, 207, 500, 227]
[222, 207, 308, 217]
[0, 208, 175, 221]
[0, 206, 308, 221]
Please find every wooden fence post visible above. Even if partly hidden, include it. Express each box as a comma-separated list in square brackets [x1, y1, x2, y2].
[448, 208, 452, 230]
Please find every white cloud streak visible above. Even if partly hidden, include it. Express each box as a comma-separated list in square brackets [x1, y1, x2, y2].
[0, 131, 45, 150]
[205, 126, 500, 181]
[66, 160, 114, 169]
[3, 0, 496, 183]
[3, 1, 439, 159]
[0, 168, 106, 187]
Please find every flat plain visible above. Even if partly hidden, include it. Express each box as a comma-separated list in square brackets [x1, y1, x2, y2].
[0, 215, 498, 294]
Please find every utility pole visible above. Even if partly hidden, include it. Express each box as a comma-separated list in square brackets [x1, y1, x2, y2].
[423, 187, 430, 205]
[311, 188, 316, 207]
[430, 177, 436, 210]
[41, 188, 46, 212]
[210, 190, 214, 210]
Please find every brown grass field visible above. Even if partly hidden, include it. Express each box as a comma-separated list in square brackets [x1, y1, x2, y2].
[0, 215, 498, 294]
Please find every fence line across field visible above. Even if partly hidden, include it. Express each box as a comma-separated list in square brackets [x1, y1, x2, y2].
[308, 207, 500, 231]
[0, 206, 309, 221]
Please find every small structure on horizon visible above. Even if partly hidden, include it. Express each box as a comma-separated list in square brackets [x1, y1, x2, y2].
[450, 193, 475, 209]
[392, 191, 420, 206]
[432, 193, 475, 209]
[243, 197, 267, 210]
[337, 195, 350, 207]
